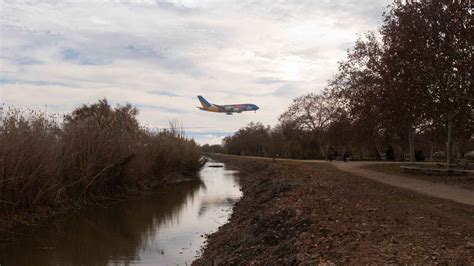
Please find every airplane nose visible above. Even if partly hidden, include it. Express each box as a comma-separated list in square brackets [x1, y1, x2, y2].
[255, 106, 259, 110]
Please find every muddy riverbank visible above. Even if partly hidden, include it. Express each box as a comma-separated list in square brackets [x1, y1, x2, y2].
[0, 159, 241, 265]
[194, 155, 474, 264]
[0, 175, 194, 242]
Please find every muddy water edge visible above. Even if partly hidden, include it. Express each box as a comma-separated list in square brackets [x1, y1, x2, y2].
[0, 158, 241, 265]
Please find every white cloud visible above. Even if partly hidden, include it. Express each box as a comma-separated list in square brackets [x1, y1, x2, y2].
[0, 0, 389, 144]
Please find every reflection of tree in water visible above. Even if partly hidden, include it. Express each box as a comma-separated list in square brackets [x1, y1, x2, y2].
[0, 178, 204, 266]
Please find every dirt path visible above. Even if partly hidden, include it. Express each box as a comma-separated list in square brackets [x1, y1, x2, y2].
[216, 155, 474, 206]
[331, 161, 474, 206]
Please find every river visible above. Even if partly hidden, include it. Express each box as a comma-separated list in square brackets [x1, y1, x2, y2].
[0, 159, 241, 265]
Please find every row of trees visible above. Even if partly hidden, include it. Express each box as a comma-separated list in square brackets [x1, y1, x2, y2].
[220, 1, 473, 162]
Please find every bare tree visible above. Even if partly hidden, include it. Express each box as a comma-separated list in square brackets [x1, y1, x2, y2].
[279, 93, 334, 157]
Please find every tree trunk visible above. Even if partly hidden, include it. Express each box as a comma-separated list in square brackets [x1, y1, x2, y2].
[373, 137, 381, 160]
[408, 126, 415, 162]
[399, 144, 405, 161]
[0, 148, 6, 205]
[454, 141, 460, 160]
[429, 144, 434, 161]
[316, 131, 325, 159]
[446, 115, 454, 166]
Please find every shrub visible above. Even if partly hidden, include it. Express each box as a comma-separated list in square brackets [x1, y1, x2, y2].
[0, 99, 203, 218]
[415, 150, 425, 161]
[385, 145, 395, 161]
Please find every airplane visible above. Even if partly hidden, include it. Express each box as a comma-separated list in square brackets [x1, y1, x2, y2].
[197, 95, 259, 115]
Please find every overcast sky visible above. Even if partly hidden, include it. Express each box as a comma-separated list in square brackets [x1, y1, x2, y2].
[0, 0, 389, 144]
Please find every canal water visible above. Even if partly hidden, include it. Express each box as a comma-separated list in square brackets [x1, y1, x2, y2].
[0, 159, 241, 265]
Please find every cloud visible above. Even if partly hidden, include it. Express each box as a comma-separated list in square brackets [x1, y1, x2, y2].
[0, 0, 389, 144]
[135, 104, 185, 114]
[254, 77, 286, 84]
[61, 48, 112, 65]
[9, 56, 43, 65]
[0, 78, 75, 87]
[147, 90, 179, 97]
[186, 131, 234, 145]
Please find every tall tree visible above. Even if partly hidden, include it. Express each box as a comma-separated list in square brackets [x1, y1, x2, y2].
[223, 122, 270, 156]
[279, 93, 334, 157]
[329, 33, 385, 159]
[423, 1, 473, 164]
[332, 1, 473, 162]
[380, 2, 433, 162]
[384, 1, 473, 164]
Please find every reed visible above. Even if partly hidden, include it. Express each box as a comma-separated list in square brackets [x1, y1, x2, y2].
[0, 99, 204, 222]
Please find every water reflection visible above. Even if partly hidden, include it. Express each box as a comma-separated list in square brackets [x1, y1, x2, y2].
[0, 159, 241, 265]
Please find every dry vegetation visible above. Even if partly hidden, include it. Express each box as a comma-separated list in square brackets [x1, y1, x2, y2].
[0, 99, 204, 232]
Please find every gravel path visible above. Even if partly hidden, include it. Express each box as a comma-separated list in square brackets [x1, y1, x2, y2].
[332, 161, 474, 206]
[217, 155, 474, 206]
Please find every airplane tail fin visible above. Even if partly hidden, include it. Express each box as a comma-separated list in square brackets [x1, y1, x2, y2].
[197, 95, 211, 108]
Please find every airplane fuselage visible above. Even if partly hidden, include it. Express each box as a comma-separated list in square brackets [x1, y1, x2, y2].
[197, 96, 259, 115]
[198, 103, 259, 115]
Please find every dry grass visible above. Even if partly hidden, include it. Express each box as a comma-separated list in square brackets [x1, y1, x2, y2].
[0, 99, 204, 224]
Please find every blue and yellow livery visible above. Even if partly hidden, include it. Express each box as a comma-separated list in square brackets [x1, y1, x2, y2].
[197, 95, 259, 115]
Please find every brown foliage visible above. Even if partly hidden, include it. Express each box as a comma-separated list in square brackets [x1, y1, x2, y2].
[221, 1, 473, 161]
[329, 0, 473, 159]
[0, 99, 204, 219]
